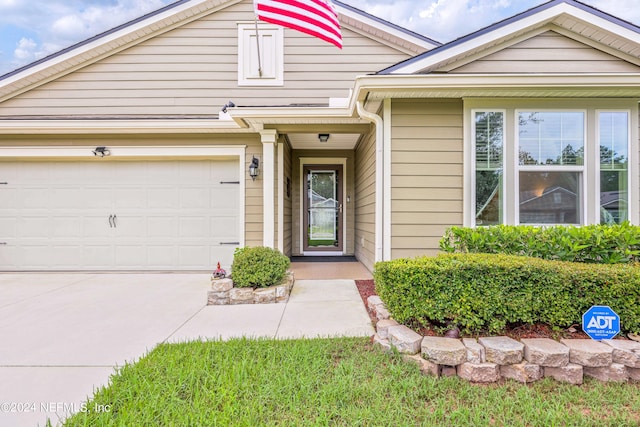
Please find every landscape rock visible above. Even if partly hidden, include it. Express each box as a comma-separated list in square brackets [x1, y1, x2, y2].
[457, 362, 500, 383]
[602, 340, 640, 368]
[372, 334, 392, 352]
[584, 363, 628, 382]
[253, 287, 276, 304]
[560, 339, 613, 367]
[206, 291, 229, 306]
[367, 295, 384, 311]
[441, 366, 457, 377]
[229, 288, 254, 305]
[521, 338, 570, 367]
[210, 278, 233, 292]
[375, 306, 391, 321]
[421, 337, 467, 366]
[388, 325, 422, 355]
[462, 338, 486, 364]
[403, 354, 440, 377]
[500, 362, 543, 383]
[479, 336, 524, 365]
[629, 368, 640, 381]
[274, 285, 289, 302]
[376, 319, 400, 340]
[544, 364, 583, 385]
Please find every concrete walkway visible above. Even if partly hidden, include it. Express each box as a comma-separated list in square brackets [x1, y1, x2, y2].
[0, 274, 374, 427]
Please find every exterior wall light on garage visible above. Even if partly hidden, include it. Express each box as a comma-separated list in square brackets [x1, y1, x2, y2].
[249, 156, 260, 181]
[92, 146, 111, 157]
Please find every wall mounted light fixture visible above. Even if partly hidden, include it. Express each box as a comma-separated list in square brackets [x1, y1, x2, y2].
[249, 156, 260, 181]
[92, 146, 111, 157]
[222, 100, 235, 113]
[318, 133, 330, 143]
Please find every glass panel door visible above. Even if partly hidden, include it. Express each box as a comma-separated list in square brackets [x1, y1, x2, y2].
[303, 165, 343, 252]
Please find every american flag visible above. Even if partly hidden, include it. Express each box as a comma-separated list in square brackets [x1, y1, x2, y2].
[254, 0, 343, 49]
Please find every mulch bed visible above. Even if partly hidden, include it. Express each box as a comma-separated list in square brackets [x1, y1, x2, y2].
[354, 279, 594, 340]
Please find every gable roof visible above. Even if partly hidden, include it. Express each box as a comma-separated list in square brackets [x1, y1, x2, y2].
[379, 0, 640, 74]
[0, 0, 439, 103]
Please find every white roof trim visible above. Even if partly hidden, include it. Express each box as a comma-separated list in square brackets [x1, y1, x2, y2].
[388, 2, 640, 74]
[0, 118, 244, 134]
[336, 4, 438, 51]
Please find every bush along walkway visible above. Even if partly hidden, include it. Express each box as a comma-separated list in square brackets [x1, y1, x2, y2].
[368, 296, 640, 385]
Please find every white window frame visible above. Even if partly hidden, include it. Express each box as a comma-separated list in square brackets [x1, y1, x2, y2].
[596, 109, 631, 224]
[515, 109, 587, 226]
[237, 22, 284, 87]
[465, 99, 639, 227]
[471, 109, 506, 227]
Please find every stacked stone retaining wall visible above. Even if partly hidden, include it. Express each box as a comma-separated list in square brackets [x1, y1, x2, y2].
[207, 272, 294, 305]
[368, 296, 640, 384]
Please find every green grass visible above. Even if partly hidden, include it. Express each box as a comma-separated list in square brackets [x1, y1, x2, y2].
[63, 337, 640, 426]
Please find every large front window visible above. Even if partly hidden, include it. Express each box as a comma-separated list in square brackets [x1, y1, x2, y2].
[471, 106, 631, 226]
[518, 111, 584, 225]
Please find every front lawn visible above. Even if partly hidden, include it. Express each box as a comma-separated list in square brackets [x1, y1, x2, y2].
[63, 337, 640, 426]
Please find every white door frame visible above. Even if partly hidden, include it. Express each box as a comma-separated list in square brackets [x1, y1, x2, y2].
[299, 157, 347, 256]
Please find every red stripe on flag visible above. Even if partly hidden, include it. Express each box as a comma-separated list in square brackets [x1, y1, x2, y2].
[255, 0, 342, 49]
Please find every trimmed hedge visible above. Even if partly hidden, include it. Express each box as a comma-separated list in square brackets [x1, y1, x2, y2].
[440, 223, 640, 264]
[231, 246, 290, 288]
[373, 253, 640, 335]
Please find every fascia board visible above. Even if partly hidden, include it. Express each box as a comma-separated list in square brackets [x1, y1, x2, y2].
[0, 119, 243, 134]
[335, 4, 439, 50]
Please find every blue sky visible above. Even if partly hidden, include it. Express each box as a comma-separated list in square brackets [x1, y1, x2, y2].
[0, 0, 638, 76]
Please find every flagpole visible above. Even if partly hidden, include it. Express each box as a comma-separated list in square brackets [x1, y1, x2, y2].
[254, 17, 263, 77]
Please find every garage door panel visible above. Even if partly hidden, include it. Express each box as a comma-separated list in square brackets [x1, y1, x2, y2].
[114, 189, 147, 209]
[149, 188, 180, 209]
[83, 216, 114, 238]
[179, 217, 209, 238]
[147, 217, 178, 238]
[1, 159, 240, 271]
[83, 245, 115, 269]
[52, 217, 83, 238]
[180, 188, 210, 209]
[148, 246, 179, 268]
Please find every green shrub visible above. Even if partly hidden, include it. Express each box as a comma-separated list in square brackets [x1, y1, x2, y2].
[440, 223, 640, 263]
[231, 247, 290, 288]
[373, 253, 640, 335]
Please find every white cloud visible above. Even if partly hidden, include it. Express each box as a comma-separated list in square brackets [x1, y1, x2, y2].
[13, 38, 37, 61]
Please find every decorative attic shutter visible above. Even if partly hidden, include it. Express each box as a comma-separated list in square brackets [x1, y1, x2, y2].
[238, 23, 283, 86]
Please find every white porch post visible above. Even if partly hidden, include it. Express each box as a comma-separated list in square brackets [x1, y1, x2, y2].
[261, 129, 277, 248]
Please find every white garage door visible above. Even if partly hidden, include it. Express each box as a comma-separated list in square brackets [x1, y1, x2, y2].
[0, 160, 240, 271]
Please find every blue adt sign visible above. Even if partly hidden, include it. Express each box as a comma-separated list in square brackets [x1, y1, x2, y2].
[582, 305, 620, 340]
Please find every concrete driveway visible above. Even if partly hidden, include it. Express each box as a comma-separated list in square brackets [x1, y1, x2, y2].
[0, 273, 373, 426]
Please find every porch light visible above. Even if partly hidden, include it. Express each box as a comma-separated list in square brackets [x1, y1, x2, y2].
[318, 133, 330, 143]
[249, 156, 260, 181]
[92, 146, 110, 157]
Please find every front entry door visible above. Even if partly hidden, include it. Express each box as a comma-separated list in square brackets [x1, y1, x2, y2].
[303, 165, 343, 252]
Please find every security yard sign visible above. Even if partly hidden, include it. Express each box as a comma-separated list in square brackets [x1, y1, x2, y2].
[582, 305, 620, 340]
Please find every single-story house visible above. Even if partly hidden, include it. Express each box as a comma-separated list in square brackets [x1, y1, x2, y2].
[1, 0, 639, 273]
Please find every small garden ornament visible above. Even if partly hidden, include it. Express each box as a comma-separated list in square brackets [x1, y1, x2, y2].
[212, 262, 227, 280]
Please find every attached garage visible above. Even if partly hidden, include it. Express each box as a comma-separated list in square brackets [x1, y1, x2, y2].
[0, 149, 244, 271]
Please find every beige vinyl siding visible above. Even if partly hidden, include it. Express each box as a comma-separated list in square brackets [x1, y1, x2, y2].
[390, 99, 463, 259]
[245, 141, 263, 248]
[0, 0, 411, 117]
[291, 150, 355, 256]
[447, 31, 640, 74]
[283, 140, 293, 256]
[354, 126, 376, 272]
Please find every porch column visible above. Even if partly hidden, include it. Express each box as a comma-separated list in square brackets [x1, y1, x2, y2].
[277, 139, 284, 252]
[261, 129, 277, 248]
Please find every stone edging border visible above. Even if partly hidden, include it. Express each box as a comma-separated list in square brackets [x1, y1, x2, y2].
[207, 272, 295, 305]
[367, 296, 640, 384]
